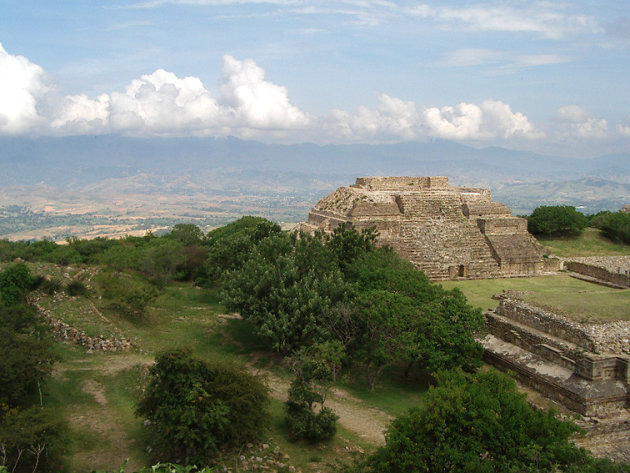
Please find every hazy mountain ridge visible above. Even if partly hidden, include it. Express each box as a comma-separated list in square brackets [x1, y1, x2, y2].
[1, 135, 629, 240]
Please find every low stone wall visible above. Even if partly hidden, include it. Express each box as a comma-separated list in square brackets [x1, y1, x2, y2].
[33, 302, 134, 352]
[566, 261, 630, 288]
[494, 296, 630, 355]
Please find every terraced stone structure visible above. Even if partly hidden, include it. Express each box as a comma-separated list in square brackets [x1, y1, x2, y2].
[482, 294, 630, 417]
[301, 176, 548, 280]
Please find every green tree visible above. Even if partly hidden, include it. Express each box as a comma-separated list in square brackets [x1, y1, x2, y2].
[201, 216, 281, 284]
[0, 263, 36, 306]
[342, 248, 485, 388]
[591, 211, 630, 244]
[136, 349, 270, 465]
[0, 406, 67, 473]
[285, 344, 340, 442]
[221, 231, 350, 353]
[528, 205, 588, 237]
[364, 369, 594, 473]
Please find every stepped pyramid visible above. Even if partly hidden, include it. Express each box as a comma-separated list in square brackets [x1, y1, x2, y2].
[301, 176, 550, 280]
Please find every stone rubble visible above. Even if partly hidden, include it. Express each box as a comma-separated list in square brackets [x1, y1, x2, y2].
[31, 300, 134, 353]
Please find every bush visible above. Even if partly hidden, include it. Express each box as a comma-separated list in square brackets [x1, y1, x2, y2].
[136, 349, 270, 464]
[528, 205, 588, 237]
[0, 263, 36, 306]
[362, 369, 601, 473]
[285, 403, 338, 442]
[591, 211, 630, 244]
[96, 272, 158, 318]
[40, 277, 62, 295]
[66, 279, 88, 297]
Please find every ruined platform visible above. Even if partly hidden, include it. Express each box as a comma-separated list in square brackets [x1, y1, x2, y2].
[301, 176, 553, 280]
[481, 295, 630, 418]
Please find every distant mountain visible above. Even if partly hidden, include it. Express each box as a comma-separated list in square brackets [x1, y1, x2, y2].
[1, 135, 629, 214]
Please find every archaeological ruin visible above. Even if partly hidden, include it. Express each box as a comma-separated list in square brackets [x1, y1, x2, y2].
[301, 176, 553, 280]
[482, 293, 630, 417]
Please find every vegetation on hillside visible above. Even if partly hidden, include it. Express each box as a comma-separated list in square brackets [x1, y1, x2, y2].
[1, 216, 628, 472]
[0, 264, 67, 473]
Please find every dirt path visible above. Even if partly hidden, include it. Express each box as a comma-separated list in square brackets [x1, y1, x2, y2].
[261, 370, 392, 445]
[58, 353, 153, 473]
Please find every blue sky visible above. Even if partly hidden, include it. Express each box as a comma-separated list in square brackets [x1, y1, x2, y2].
[1, 0, 630, 157]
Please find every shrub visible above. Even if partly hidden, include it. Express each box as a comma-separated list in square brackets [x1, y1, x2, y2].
[591, 211, 630, 244]
[362, 369, 601, 473]
[0, 263, 36, 306]
[285, 404, 338, 442]
[96, 272, 158, 319]
[66, 279, 88, 297]
[40, 277, 62, 295]
[136, 349, 270, 464]
[528, 205, 588, 237]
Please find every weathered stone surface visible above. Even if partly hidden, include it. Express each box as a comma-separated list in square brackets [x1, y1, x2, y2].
[481, 295, 630, 418]
[560, 256, 630, 288]
[301, 176, 553, 280]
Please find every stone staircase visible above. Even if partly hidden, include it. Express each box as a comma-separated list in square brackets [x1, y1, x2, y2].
[393, 192, 500, 279]
[482, 297, 630, 417]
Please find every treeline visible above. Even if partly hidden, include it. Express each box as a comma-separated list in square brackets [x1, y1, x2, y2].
[0, 263, 67, 473]
[527, 205, 630, 243]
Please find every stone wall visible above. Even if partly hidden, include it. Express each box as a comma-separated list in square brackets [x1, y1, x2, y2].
[565, 261, 630, 288]
[494, 296, 630, 355]
[33, 301, 134, 352]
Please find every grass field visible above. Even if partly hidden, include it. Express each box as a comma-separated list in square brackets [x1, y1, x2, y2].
[441, 274, 630, 322]
[34, 264, 427, 473]
[537, 227, 630, 257]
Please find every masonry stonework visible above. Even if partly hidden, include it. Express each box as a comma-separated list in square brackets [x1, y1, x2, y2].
[301, 176, 553, 280]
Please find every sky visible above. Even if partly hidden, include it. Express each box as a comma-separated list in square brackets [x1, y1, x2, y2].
[1, 0, 630, 158]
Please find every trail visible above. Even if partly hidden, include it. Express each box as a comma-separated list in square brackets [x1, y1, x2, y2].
[259, 369, 392, 446]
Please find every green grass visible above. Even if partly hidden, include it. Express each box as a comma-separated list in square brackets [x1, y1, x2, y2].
[441, 274, 630, 322]
[41, 264, 421, 473]
[537, 227, 630, 257]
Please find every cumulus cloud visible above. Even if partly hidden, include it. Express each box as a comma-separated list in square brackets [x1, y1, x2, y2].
[0, 43, 46, 134]
[51, 55, 309, 136]
[618, 124, 630, 136]
[219, 55, 309, 129]
[423, 100, 541, 140]
[327, 94, 419, 140]
[556, 105, 608, 139]
[325, 97, 540, 142]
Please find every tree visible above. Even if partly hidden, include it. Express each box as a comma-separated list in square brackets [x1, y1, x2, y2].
[0, 263, 36, 307]
[528, 205, 588, 237]
[221, 231, 350, 353]
[285, 344, 340, 442]
[342, 247, 485, 388]
[201, 216, 282, 284]
[364, 369, 596, 473]
[136, 349, 270, 465]
[591, 211, 630, 244]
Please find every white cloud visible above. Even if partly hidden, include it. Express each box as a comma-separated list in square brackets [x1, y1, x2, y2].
[423, 100, 541, 140]
[618, 124, 630, 136]
[325, 96, 540, 142]
[556, 105, 608, 139]
[326, 94, 419, 141]
[406, 2, 600, 39]
[0, 43, 46, 134]
[51, 56, 309, 136]
[219, 55, 309, 130]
